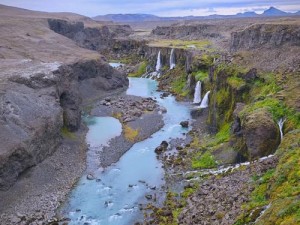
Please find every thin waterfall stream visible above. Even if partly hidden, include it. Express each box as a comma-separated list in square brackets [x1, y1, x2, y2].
[193, 81, 201, 104]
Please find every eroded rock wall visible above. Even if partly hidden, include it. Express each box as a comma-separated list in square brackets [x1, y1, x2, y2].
[0, 59, 128, 190]
[230, 24, 300, 51]
[48, 19, 133, 51]
[151, 24, 221, 40]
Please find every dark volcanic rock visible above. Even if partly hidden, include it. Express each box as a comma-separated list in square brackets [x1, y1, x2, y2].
[155, 141, 169, 154]
[180, 121, 189, 128]
[152, 24, 221, 40]
[0, 59, 128, 190]
[231, 24, 300, 52]
[190, 108, 203, 118]
[48, 19, 133, 52]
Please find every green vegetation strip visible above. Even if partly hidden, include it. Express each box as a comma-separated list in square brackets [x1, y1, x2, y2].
[148, 39, 212, 50]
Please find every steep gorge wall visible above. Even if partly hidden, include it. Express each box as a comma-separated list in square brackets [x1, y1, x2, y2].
[48, 19, 133, 51]
[0, 59, 128, 190]
[203, 65, 281, 162]
[151, 24, 222, 40]
[231, 23, 300, 51]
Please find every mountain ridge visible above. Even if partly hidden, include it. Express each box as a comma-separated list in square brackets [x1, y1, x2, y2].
[93, 6, 300, 22]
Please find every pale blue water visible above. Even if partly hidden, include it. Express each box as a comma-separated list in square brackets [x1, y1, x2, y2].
[109, 62, 124, 68]
[61, 78, 191, 225]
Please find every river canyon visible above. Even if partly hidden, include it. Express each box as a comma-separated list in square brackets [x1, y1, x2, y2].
[0, 3, 300, 225]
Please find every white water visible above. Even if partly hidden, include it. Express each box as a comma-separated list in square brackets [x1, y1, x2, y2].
[62, 78, 192, 225]
[170, 49, 175, 70]
[193, 81, 201, 104]
[278, 118, 286, 141]
[109, 62, 124, 68]
[199, 91, 210, 108]
[170, 154, 275, 179]
[156, 51, 162, 72]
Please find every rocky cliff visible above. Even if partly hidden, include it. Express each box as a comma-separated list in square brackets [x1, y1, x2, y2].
[231, 23, 300, 51]
[48, 19, 133, 52]
[0, 9, 128, 190]
[151, 24, 222, 40]
[0, 58, 128, 190]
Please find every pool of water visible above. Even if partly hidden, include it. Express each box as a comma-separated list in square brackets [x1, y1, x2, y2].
[109, 62, 124, 68]
[61, 78, 192, 225]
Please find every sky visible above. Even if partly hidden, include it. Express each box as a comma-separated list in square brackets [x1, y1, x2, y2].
[1, 0, 300, 17]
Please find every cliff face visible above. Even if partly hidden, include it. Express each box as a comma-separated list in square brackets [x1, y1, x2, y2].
[231, 24, 300, 51]
[0, 59, 128, 190]
[48, 19, 133, 51]
[151, 24, 221, 40]
[0, 10, 129, 190]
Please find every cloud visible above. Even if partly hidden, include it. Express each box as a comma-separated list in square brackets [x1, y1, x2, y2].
[1, 0, 300, 16]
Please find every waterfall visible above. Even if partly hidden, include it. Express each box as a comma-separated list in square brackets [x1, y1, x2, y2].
[193, 81, 201, 104]
[156, 51, 162, 72]
[199, 91, 210, 108]
[170, 49, 175, 70]
[278, 118, 286, 141]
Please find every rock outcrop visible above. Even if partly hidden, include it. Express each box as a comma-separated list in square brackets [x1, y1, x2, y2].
[48, 19, 133, 52]
[0, 59, 128, 190]
[178, 156, 277, 225]
[231, 24, 300, 51]
[152, 24, 221, 40]
[241, 109, 280, 159]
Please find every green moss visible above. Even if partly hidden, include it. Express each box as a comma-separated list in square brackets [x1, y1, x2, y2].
[227, 77, 246, 89]
[239, 98, 300, 129]
[215, 63, 248, 77]
[194, 70, 208, 81]
[192, 151, 217, 169]
[171, 76, 186, 94]
[236, 130, 300, 224]
[216, 88, 230, 105]
[61, 126, 76, 139]
[215, 123, 231, 143]
[128, 61, 147, 77]
[251, 75, 281, 99]
[181, 187, 196, 198]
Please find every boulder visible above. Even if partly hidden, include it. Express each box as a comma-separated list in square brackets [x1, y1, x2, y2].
[154, 141, 169, 154]
[190, 108, 203, 119]
[180, 121, 189, 128]
[242, 109, 280, 160]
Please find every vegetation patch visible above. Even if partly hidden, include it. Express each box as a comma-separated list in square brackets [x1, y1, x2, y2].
[168, 67, 190, 97]
[123, 124, 139, 142]
[61, 126, 76, 139]
[148, 39, 212, 50]
[239, 98, 300, 130]
[193, 70, 208, 81]
[227, 76, 246, 90]
[235, 130, 300, 225]
[128, 61, 147, 77]
[192, 151, 217, 169]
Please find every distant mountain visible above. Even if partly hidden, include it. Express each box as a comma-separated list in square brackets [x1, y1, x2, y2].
[262, 6, 288, 16]
[236, 11, 258, 18]
[93, 7, 299, 22]
[93, 14, 161, 22]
